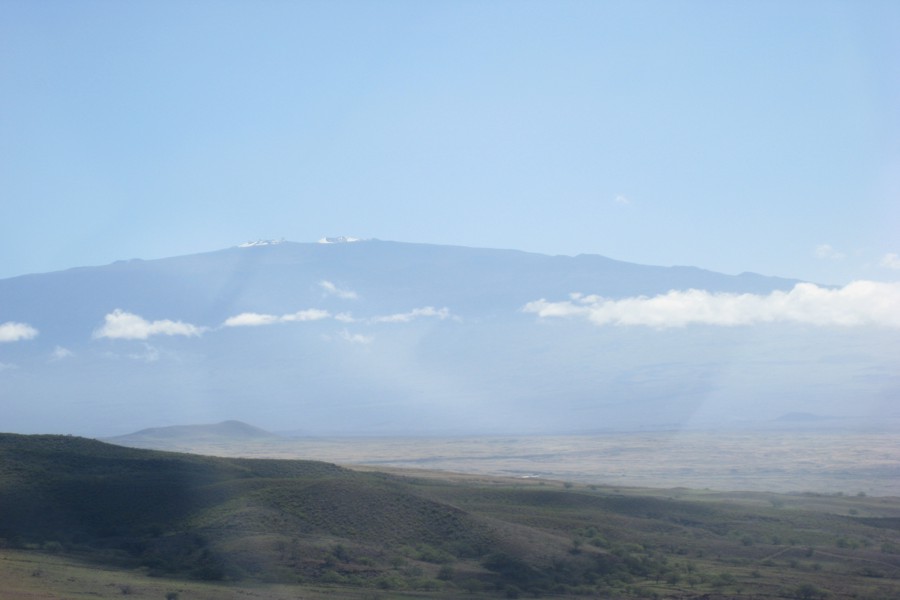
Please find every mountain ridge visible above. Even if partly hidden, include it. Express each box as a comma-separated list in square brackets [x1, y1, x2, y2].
[0, 239, 802, 337]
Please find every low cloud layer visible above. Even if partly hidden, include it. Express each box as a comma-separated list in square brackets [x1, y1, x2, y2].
[0, 321, 39, 343]
[223, 306, 453, 328]
[93, 310, 206, 340]
[223, 309, 331, 327]
[524, 281, 900, 328]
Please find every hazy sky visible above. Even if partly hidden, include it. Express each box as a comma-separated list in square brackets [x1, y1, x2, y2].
[2, 0, 898, 284]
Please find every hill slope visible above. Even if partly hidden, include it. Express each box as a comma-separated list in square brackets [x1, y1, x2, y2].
[2, 433, 900, 598]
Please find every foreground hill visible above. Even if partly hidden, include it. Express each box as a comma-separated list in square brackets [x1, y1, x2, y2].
[2, 433, 900, 599]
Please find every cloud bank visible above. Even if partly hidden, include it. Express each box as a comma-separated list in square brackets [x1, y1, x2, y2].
[523, 281, 900, 328]
[93, 310, 206, 340]
[0, 321, 39, 342]
[223, 309, 331, 327]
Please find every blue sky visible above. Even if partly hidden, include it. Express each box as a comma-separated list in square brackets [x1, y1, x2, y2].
[1, 0, 898, 284]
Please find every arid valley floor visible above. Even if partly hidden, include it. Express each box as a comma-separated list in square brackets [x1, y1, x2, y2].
[110, 430, 900, 497]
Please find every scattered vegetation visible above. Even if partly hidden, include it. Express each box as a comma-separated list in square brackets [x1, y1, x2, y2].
[1, 432, 900, 599]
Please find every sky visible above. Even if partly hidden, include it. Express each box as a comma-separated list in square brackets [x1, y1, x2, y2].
[1, 0, 898, 285]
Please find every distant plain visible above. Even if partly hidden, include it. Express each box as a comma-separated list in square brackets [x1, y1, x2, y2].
[108, 430, 900, 497]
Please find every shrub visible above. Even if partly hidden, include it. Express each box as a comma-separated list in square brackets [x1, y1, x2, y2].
[793, 582, 824, 600]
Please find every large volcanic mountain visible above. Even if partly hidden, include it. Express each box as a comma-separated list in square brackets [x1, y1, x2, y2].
[0, 240, 895, 436]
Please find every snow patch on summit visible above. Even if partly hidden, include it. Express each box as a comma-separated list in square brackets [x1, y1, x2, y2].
[318, 236, 364, 244]
[238, 238, 285, 248]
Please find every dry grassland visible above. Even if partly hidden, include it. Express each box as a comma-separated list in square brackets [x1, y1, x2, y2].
[122, 430, 900, 496]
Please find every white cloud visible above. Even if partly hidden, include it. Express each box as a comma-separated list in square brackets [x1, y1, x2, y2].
[0, 362, 18, 371]
[319, 280, 358, 300]
[50, 346, 74, 360]
[371, 306, 452, 323]
[223, 312, 280, 327]
[222, 306, 453, 329]
[338, 329, 374, 344]
[93, 310, 206, 340]
[223, 308, 331, 327]
[880, 253, 900, 270]
[283, 309, 331, 322]
[614, 194, 631, 205]
[0, 321, 39, 343]
[524, 281, 900, 328]
[814, 244, 845, 260]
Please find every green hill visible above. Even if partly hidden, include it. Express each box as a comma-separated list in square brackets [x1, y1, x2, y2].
[2, 432, 900, 599]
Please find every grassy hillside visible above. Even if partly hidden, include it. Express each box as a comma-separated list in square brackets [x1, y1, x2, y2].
[2, 433, 900, 599]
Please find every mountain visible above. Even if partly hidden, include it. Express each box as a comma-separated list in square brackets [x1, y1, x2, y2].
[104, 420, 281, 449]
[0, 240, 797, 344]
[1, 240, 897, 437]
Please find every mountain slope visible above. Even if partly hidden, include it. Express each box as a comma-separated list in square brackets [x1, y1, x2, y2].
[0, 240, 798, 344]
[0, 240, 896, 437]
